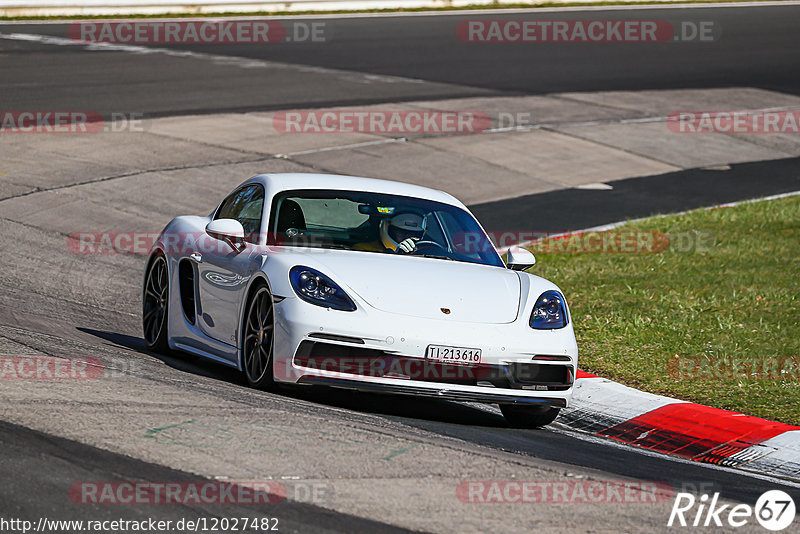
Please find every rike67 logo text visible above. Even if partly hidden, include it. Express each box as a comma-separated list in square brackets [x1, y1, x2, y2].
[668, 490, 796, 531]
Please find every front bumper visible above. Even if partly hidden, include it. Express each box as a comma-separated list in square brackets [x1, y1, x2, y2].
[271, 296, 578, 406]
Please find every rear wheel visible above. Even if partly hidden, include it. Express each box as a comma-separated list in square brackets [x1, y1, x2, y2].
[500, 405, 560, 428]
[143, 254, 170, 353]
[242, 284, 276, 390]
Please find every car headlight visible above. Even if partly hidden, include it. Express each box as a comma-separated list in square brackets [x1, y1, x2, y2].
[289, 266, 356, 311]
[529, 290, 568, 330]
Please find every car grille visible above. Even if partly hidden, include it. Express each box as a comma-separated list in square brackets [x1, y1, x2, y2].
[292, 340, 573, 391]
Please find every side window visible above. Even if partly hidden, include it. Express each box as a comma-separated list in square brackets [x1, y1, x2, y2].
[214, 184, 264, 243]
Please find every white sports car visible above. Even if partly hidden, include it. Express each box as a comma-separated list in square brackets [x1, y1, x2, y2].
[142, 173, 578, 427]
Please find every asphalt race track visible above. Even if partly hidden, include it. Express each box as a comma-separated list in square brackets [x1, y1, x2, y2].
[3, 4, 800, 115]
[2, 4, 800, 533]
[0, 420, 412, 534]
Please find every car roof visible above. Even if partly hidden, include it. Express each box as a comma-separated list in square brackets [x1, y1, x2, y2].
[248, 173, 466, 209]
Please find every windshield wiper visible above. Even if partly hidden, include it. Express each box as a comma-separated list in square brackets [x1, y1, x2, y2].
[276, 242, 351, 250]
[416, 253, 457, 262]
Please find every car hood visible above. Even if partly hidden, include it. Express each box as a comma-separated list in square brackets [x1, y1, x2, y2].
[308, 250, 521, 323]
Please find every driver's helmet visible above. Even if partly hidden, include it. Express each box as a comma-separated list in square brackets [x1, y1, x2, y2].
[380, 212, 425, 251]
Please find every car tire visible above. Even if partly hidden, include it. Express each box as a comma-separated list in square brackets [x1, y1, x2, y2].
[500, 404, 560, 428]
[241, 282, 276, 390]
[142, 253, 170, 354]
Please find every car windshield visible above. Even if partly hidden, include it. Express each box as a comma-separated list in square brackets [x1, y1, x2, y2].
[268, 189, 504, 268]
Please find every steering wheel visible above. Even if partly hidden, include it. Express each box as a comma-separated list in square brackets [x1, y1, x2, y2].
[411, 240, 447, 253]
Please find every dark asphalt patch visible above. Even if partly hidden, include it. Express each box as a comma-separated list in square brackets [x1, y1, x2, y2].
[469, 156, 800, 233]
[0, 420, 417, 534]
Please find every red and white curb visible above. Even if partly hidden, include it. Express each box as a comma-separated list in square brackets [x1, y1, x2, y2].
[501, 190, 800, 481]
[563, 370, 800, 482]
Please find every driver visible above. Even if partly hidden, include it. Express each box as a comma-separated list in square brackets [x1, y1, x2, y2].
[380, 212, 425, 253]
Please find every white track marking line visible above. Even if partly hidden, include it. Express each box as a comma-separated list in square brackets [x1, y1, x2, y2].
[275, 137, 406, 158]
[0, 31, 426, 85]
[485, 105, 800, 134]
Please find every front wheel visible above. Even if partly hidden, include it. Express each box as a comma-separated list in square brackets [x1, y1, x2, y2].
[500, 405, 560, 428]
[143, 253, 170, 353]
[241, 284, 276, 390]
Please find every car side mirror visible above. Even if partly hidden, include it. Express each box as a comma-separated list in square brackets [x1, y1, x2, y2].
[206, 219, 246, 252]
[506, 247, 536, 271]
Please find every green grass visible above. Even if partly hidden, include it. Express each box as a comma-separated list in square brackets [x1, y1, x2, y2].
[527, 194, 800, 425]
[0, 0, 794, 21]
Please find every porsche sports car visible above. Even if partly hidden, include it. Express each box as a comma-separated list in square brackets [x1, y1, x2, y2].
[142, 173, 578, 427]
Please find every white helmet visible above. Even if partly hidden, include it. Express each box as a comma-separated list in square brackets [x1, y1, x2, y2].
[380, 212, 425, 251]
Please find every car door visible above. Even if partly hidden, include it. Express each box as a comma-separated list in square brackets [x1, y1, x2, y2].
[196, 183, 265, 347]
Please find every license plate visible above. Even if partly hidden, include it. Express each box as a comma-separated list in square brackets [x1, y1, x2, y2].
[426, 344, 482, 364]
